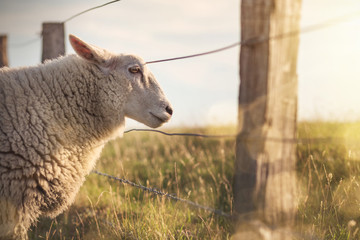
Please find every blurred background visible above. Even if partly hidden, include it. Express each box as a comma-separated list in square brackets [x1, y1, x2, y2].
[1, 0, 360, 128]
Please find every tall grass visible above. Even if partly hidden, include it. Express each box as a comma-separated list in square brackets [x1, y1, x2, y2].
[29, 123, 360, 239]
[297, 122, 360, 239]
[30, 126, 235, 239]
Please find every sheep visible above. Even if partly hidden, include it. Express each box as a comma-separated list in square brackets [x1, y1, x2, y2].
[0, 34, 173, 240]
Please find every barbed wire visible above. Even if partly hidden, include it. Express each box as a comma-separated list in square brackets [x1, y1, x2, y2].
[4, 3, 359, 236]
[92, 170, 232, 218]
[93, 130, 360, 222]
[91, 130, 360, 222]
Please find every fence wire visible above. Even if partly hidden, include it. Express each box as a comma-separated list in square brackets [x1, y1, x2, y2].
[62, 0, 122, 23]
[7, 6, 360, 61]
[124, 128, 236, 138]
[92, 170, 232, 218]
[92, 128, 360, 220]
[9, 0, 123, 48]
[124, 128, 360, 147]
[145, 10, 360, 64]
[3, 2, 360, 238]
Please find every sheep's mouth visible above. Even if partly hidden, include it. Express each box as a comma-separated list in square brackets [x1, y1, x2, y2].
[150, 112, 168, 123]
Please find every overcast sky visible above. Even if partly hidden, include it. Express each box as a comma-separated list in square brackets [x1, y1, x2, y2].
[1, 0, 360, 129]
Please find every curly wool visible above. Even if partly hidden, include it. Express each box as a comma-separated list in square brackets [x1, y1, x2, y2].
[0, 55, 130, 239]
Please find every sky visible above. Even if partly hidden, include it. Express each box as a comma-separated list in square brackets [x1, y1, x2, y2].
[0, 0, 360, 129]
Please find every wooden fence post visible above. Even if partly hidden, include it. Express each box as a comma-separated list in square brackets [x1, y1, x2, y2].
[0, 35, 8, 67]
[233, 0, 302, 238]
[42, 22, 65, 62]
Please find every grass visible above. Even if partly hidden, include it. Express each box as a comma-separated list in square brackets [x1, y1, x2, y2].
[29, 126, 235, 239]
[297, 122, 360, 239]
[28, 122, 360, 239]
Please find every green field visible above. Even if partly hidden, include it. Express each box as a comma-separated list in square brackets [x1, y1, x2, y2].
[29, 123, 360, 239]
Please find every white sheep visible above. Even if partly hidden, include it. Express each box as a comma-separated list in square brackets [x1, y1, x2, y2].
[0, 34, 173, 240]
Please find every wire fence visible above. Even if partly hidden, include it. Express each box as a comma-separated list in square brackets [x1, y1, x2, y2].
[89, 127, 360, 220]
[3, 1, 360, 237]
[3, 0, 360, 184]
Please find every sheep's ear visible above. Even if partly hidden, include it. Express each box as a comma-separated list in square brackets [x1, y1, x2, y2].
[69, 34, 108, 66]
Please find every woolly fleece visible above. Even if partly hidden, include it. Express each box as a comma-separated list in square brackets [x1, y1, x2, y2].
[0, 35, 172, 239]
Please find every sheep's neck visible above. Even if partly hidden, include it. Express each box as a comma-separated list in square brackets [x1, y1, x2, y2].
[38, 57, 105, 142]
[35, 56, 125, 172]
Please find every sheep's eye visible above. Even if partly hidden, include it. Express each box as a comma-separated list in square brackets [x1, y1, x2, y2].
[129, 66, 140, 74]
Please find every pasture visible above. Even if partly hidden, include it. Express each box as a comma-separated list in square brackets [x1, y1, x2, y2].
[29, 122, 360, 239]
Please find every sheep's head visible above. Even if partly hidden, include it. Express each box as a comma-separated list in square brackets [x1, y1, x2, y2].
[69, 34, 173, 128]
[120, 56, 173, 128]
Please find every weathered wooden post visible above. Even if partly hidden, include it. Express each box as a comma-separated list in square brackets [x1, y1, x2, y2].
[234, 0, 302, 238]
[0, 35, 8, 67]
[42, 22, 65, 62]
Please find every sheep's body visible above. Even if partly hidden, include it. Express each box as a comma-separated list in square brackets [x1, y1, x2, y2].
[0, 35, 172, 239]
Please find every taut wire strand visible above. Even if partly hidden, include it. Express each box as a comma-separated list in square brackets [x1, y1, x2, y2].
[62, 0, 122, 23]
[92, 170, 232, 218]
[145, 42, 240, 64]
[9, 0, 123, 48]
[145, 10, 360, 64]
[124, 128, 236, 138]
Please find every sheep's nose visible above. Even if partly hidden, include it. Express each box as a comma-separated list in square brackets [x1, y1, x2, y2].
[165, 105, 173, 115]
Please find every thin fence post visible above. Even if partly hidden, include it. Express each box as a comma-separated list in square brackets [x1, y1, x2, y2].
[0, 35, 8, 67]
[41, 22, 65, 63]
[234, 0, 302, 239]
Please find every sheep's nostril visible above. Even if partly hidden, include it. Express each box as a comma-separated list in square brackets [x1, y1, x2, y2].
[165, 106, 173, 115]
